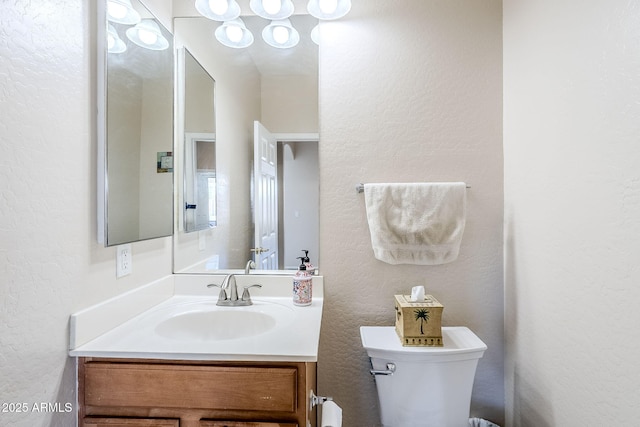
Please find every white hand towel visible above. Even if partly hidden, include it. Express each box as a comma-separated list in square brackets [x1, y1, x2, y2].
[364, 182, 467, 265]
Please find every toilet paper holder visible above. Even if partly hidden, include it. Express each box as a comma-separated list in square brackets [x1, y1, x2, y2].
[310, 390, 333, 410]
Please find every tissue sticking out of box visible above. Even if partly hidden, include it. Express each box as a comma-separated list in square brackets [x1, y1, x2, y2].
[410, 286, 426, 302]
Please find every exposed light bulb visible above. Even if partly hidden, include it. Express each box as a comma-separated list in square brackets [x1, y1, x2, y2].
[107, 2, 128, 19]
[137, 28, 158, 45]
[225, 24, 243, 43]
[209, 0, 229, 16]
[215, 18, 253, 47]
[262, 0, 282, 15]
[310, 24, 319, 45]
[318, 0, 338, 14]
[272, 25, 290, 44]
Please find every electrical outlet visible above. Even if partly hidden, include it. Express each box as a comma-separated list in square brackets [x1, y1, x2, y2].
[116, 243, 132, 278]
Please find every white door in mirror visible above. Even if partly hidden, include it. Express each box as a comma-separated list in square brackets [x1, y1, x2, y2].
[254, 121, 279, 269]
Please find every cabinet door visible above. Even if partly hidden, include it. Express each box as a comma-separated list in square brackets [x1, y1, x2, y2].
[84, 418, 179, 427]
[200, 422, 296, 427]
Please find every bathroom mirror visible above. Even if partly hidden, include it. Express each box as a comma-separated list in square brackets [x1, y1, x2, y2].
[172, 9, 318, 274]
[97, 0, 174, 246]
[180, 49, 217, 233]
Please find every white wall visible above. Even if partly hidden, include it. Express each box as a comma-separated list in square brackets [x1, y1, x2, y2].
[261, 74, 319, 134]
[0, 1, 173, 426]
[138, 77, 173, 240]
[504, 0, 640, 425]
[318, 1, 504, 425]
[107, 68, 143, 243]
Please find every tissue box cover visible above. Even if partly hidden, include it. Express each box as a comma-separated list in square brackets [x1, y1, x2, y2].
[394, 294, 443, 346]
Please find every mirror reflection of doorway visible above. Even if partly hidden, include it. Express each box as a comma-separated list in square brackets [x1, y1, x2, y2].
[278, 140, 319, 270]
[184, 134, 216, 233]
[253, 121, 319, 270]
[195, 139, 217, 229]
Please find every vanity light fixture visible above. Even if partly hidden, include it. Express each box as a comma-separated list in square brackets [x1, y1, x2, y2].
[310, 24, 319, 45]
[107, 24, 127, 53]
[106, 0, 141, 25]
[249, 0, 294, 20]
[126, 19, 169, 50]
[215, 18, 254, 48]
[195, 0, 241, 22]
[307, 0, 351, 20]
[262, 19, 300, 48]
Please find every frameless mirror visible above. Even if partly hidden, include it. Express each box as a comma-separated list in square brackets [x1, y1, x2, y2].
[97, 0, 174, 246]
[181, 49, 217, 233]
[172, 9, 319, 274]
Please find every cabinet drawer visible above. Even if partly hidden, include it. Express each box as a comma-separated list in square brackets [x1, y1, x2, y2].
[84, 363, 297, 412]
[84, 418, 179, 427]
[200, 422, 296, 427]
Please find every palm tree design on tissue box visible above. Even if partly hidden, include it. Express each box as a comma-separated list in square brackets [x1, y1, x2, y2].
[414, 308, 430, 335]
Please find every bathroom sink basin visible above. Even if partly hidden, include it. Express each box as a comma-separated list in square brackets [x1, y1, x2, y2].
[153, 302, 294, 342]
[69, 276, 324, 361]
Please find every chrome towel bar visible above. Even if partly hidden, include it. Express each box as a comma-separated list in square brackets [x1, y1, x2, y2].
[356, 183, 471, 193]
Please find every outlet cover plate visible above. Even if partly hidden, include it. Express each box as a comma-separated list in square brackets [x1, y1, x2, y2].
[116, 244, 132, 278]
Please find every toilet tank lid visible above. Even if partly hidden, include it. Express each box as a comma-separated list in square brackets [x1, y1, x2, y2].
[360, 326, 487, 360]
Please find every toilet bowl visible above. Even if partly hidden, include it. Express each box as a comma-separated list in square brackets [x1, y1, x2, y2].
[360, 326, 487, 427]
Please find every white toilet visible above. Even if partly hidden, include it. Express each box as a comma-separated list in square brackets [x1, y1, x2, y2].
[360, 326, 487, 427]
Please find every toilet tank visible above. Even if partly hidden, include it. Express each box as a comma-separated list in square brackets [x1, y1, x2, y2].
[360, 326, 487, 427]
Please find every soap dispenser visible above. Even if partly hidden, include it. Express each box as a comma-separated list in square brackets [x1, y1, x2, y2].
[301, 249, 315, 274]
[293, 256, 312, 306]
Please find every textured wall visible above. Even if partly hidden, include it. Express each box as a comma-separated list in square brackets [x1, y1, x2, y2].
[504, 0, 640, 425]
[317, 1, 504, 425]
[0, 1, 173, 425]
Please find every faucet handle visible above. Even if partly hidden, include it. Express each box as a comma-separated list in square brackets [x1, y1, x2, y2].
[207, 283, 228, 301]
[241, 284, 262, 302]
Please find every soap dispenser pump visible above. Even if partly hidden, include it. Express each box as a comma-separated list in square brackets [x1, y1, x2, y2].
[301, 249, 315, 274]
[293, 256, 312, 306]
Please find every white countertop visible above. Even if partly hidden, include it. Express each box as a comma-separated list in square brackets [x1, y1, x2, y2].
[69, 274, 324, 362]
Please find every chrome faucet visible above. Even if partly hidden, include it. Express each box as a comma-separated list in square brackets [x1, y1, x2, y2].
[245, 260, 256, 274]
[207, 274, 261, 306]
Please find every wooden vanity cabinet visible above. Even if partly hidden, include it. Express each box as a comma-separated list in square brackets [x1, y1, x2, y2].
[200, 423, 296, 427]
[84, 419, 179, 427]
[78, 358, 316, 427]
[85, 421, 294, 427]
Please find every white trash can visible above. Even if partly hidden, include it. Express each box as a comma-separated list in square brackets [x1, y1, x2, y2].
[469, 417, 500, 427]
